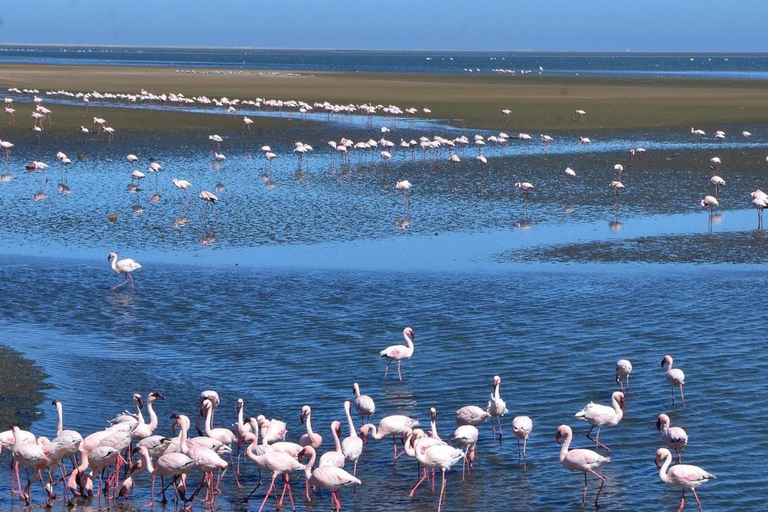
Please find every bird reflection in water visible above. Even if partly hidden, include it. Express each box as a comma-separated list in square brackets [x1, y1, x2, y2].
[215, 182, 226, 192]
[149, 193, 161, 204]
[609, 220, 623, 233]
[132, 204, 145, 215]
[57, 183, 71, 196]
[201, 234, 217, 246]
[173, 217, 190, 229]
[396, 216, 411, 230]
[33, 190, 48, 202]
[515, 218, 533, 229]
[0, 173, 13, 183]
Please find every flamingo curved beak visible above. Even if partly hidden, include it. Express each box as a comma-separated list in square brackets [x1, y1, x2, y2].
[655, 455, 663, 469]
[655, 419, 662, 431]
[555, 431, 563, 444]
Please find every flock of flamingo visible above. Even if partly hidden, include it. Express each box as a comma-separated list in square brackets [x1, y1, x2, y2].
[0, 326, 714, 512]
[2, 87, 768, 240]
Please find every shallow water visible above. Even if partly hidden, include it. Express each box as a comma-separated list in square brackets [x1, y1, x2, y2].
[1, 106, 767, 512]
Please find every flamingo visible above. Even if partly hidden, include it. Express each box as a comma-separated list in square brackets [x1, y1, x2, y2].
[4, 106, 15, 123]
[299, 405, 323, 449]
[661, 355, 686, 405]
[319, 421, 345, 469]
[243, 116, 253, 130]
[352, 382, 375, 425]
[455, 405, 490, 427]
[657, 414, 689, 463]
[574, 391, 625, 453]
[201, 398, 238, 487]
[86, 445, 122, 508]
[395, 180, 412, 205]
[556, 424, 610, 509]
[341, 401, 363, 476]
[131, 445, 194, 507]
[512, 416, 533, 462]
[655, 448, 715, 512]
[379, 326, 415, 382]
[501, 108, 511, 119]
[241, 432, 305, 512]
[609, 180, 625, 200]
[302, 446, 361, 511]
[405, 430, 464, 512]
[171, 413, 227, 507]
[487, 375, 508, 439]
[701, 196, 719, 215]
[714, 130, 725, 143]
[10, 426, 50, 507]
[574, 109, 586, 121]
[200, 190, 218, 217]
[709, 157, 721, 171]
[103, 127, 115, 142]
[172, 178, 191, 203]
[742, 130, 752, 138]
[710, 176, 725, 199]
[691, 127, 706, 140]
[0, 139, 14, 157]
[565, 167, 577, 179]
[209, 134, 223, 150]
[579, 136, 591, 144]
[752, 189, 768, 229]
[515, 181, 534, 195]
[360, 415, 419, 465]
[615, 359, 633, 393]
[80, 126, 90, 143]
[107, 252, 142, 291]
[126, 154, 139, 163]
[214, 152, 226, 162]
[451, 424, 478, 477]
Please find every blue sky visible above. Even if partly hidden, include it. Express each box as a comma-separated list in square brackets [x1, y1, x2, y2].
[1, 1, 766, 52]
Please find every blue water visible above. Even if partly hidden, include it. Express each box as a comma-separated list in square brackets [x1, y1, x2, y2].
[4, 45, 768, 79]
[0, 61, 767, 512]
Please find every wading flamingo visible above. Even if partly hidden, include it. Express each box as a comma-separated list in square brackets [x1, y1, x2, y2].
[574, 391, 625, 452]
[661, 355, 686, 405]
[300, 446, 360, 512]
[615, 359, 633, 393]
[379, 327, 415, 382]
[107, 252, 142, 291]
[657, 414, 689, 463]
[487, 375, 508, 439]
[655, 448, 714, 512]
[556, 424, 610, 509]
[352, 382, 375, 425]
[512, 416, 533, 462]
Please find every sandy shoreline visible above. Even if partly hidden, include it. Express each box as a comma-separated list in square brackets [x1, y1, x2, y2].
[2, 63, 768, 131]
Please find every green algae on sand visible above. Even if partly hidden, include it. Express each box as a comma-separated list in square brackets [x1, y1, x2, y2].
[0, 345, 51, 429]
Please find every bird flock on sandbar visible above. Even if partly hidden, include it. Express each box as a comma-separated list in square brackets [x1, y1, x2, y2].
[1, 326, 714, 512]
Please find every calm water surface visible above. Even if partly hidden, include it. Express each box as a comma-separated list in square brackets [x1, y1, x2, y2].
[0, 99, 767, 512]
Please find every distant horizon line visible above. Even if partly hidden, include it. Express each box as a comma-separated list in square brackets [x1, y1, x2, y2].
[1, 43, 767, 55]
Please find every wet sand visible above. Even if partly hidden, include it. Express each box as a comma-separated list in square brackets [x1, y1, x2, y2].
[2, 64, 768, 131]
[0, 345, 51, 428]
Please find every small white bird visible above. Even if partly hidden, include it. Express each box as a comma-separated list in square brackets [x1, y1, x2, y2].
[107, 252, 142, 291]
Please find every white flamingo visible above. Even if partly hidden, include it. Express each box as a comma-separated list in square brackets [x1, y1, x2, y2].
[615, 359, 633, 392]
[379, 327, 415, 382]
[107, 252, 142, 291]
[657, 414, 689, 463]
[574, 391, 625, 452]
[556, 424, 610, 509]
[655, 448, 714, 512]
[661, 355, 686, 405]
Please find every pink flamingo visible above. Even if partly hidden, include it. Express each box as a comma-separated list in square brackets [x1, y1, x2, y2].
[451, 425, 478, 477]
[379, 327, 415, 381]
[301, 446, 361, 511]
[556, 424, 610, 509]
[512, 415, 533, 462]
[574, 391, 625, 452]
[299, 405, 323, 449]
[242, 431, 306, 512]
[172, 413, 227, 507]
[352, 382, 375, 425]
[657, 414, 689, 463]
[360, 415, 419, 465]
[107, 252, 141, 291]
[341, 401, 363, 476]
[615, 359, 632, 393]
[405, 429, 464, 512]
[319, 421, 345, 469]
[487, 375, 508, 439]
[661, 355, 686, 405]
[132, 445, 194, 507]
[455, 405, 490, 427]
[655, 448, 714, 512]
[201, 398, 239, 487]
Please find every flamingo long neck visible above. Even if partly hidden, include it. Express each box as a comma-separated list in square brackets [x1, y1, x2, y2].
[178, 418, 189, 456]
[612, 396, 623, 420]
[305, 410, 315, 437]
[353, 384, 361, 399]
[110, 256, 119, 274]
[344, 404, 357, 439]
[146, 399, 158, 432]
[658, 451, 672, 484]
[331, 424, 342, 452]
[361, 424, 382, 440]
[55, 402, 64, 437]
[138, 447, 155, 475]
[237, 404, 245, 432]
[403, 432, 417, 457]
[244, 433, 261, 464]
[303, 447, 316, 480]
[559, 430, 572, 462]
[204, 403, 214, 436]
[404, 331, 414, 353]
[493, 382, 501, 401]
[134, 398, 146, 426]
[430, 416, 439, 439]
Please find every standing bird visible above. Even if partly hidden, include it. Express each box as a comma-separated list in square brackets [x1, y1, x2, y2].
[657, 414, 689, 463]
[0, 139, 14, 157]
[752, 189, 768, 229]
[655, 448, 714, 512]
[107, 252, 142, 291]
[451, 424, 478, 477]
[172, 178, 191, 203]
[352, 383, 375, 425]
[319, 421, 345, 469]
[341, 401, 363, 476]
[701, 195, 719, 213]
[379, 327, 415, 382]
[574, 391, 625, 453]
[573, 109, 586, 121]
[209, 134, 223, 150]
[242, 432, 305, 512]
[556, 424, 610, 509]
[691, 127, 706, 140]
[360, 415, 419, 465]
[661, 355, 686, 405]
[299, 405, 323, 449]
[395, 180, 412, 206]
[709, 176, 725, 199]
[487, 375, 508, 439]
[512, 416, 533, 462]
[615, 359, 632, 393]
[243, 116, 253, 131]
[406, 430, 464, 512]
[455, 405, 491, 427]
[300, 446, 360, 512]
